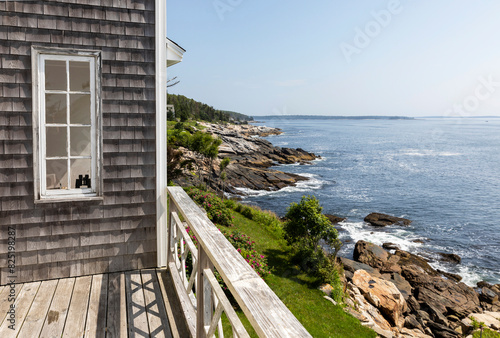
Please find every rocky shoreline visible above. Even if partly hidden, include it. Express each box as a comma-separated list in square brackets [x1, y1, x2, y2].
[173, 123, 319, 194]
[327, 213, 500, 338]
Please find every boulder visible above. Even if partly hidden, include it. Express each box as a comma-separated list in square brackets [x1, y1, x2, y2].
[425, 303, 449, 326]
[438, 269, 463, 282]
[395, 250, 438, 276]
[364, 213, 412, 227]
[480, 287, 499, 304]
[407, 295, 421, 313]
[427, 321, 460, 338]
[438, 252, 461, 264]
[352, 270, 407, 326]
[381, 272, 413, 300]
[346, 282, 393, 331]
[404, 314, 424, 332]
[340, 257, 382, 278]
[353, 241, 391, 270]
[383, 242, 400, 251]
[462, 312, 500, 332]
[324, 214, 346, 224]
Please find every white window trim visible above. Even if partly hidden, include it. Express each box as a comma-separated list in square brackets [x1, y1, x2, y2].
[32, 46, 102, 202]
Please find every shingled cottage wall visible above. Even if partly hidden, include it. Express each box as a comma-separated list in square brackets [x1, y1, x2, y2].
[0, 0, 157, 285]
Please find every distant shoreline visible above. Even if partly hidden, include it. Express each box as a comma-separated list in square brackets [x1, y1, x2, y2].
[252, 115, 500, 120]
[253, 115, 414, 120]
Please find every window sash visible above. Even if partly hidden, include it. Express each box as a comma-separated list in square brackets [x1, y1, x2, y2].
[39, 54, 97, 198]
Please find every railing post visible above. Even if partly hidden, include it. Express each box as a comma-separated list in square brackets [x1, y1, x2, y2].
[197, 246, 210, 338]
[167, 199, 177, 266]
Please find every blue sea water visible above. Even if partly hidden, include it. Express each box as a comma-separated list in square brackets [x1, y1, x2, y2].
[241, 118, 500, 286]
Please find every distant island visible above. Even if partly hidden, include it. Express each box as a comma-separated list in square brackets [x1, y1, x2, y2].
[254, 115, 415, 120]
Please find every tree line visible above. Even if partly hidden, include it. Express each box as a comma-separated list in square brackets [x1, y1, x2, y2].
[167, 94, 252, 123]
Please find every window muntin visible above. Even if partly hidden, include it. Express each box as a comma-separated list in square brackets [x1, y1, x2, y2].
[39, 54, 98, 198]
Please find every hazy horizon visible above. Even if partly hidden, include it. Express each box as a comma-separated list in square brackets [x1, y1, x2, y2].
[168, 1, 500, 118]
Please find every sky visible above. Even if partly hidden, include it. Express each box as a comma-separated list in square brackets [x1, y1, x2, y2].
[167, 1, 500, 117]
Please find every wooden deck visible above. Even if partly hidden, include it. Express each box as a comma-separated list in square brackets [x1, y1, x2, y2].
[0, 269, 182, 338]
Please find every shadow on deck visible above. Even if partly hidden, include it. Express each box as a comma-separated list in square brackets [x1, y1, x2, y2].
[0, 268, 189, 338]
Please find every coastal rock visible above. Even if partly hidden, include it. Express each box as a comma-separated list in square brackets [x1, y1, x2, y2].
[353, 241, 402, 273]
[346, 282, 393, 332]
[352, 270, 407, 326]
[399, 328, 433, 338]
[201, 123, 318, 194]
[324, 214, 346, 224]
[427, 321, 460, 338]
[381, 272, 413, 300]
[353, 241, 391, 269]
[364, 213, 412, 227]
[438, 252, 461, 264]
[394, 250, 438, 276]
[438, 269, 463, 282]
[340, 257, 382, 278]
[404, 314, 425, 332]
[480, 287, 499, 304]
[461, 311, 500, 331]
[383, 242, 400, 251]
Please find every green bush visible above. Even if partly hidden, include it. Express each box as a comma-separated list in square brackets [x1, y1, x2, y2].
[284, 195, 344, 300]
[223, 199, 237, 210]
[240, 205, 254, 219]
[185, 187, 233, 227]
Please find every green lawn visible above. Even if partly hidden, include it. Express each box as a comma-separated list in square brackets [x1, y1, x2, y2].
[223, 211, 376, 338]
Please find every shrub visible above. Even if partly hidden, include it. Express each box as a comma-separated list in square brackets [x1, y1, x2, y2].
[284, 195, 344, 300]
[223, 199, 237, 210]
[240, 205, 254, 220]
[185, 187, 233, 227]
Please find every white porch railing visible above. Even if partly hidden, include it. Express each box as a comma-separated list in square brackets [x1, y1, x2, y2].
[167, 186, 311, 338]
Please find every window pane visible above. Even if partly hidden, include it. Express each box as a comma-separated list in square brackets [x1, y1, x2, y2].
[70, 94, 91, 124]
[45, 94, 67, 124]
[70, 61, 90, 91]
[70, 159, 91, 189]
[46, 127, 67, 157]
[70, 127, 91, 156]
[46, 159, 68, 190]
[45, 60, 66, 90]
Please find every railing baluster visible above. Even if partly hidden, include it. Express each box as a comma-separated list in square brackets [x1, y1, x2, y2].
[167, 187, 311, 338]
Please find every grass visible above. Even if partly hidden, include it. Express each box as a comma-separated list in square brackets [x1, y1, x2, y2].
[220, 210, 376, 338]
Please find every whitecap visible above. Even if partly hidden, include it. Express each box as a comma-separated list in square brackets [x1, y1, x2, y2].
[338, 221, 424, 253]
[233, 173, 325, 198]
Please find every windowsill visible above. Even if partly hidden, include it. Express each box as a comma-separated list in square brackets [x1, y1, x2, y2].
[34, 196, 104, 204]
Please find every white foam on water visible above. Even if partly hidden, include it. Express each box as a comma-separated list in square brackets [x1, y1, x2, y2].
[400, 149, 462, 157]
[338, 221, 424, 253]
[233, 173, 325, 198]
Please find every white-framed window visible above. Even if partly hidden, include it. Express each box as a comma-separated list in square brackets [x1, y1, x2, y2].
[32, 47, 102, 201]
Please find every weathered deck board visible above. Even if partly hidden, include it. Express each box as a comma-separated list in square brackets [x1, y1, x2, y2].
[39, 278, 75, 337]
[141, 269, 172, 338]
[156, 269, 190, 338]
[0, 283, 15, 327]
[84, 274, 108, 338]
[62, 275, 92, 337]
[18, 279, 58, 337]
[0, 270, 175, 337]
[168, 186, 312, 338]
[126, 271, 150, 337]
[0, 281, 41, 338]
[106, 272, 128, 338]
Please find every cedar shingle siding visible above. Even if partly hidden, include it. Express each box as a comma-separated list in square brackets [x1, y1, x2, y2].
[0, 0, 157, 285]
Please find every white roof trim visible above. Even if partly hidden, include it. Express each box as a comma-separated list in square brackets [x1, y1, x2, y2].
[167, 38, 185, 67]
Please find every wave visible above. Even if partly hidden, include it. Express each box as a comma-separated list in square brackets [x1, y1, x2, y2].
[338, 221, 424, 254]
[400, 149, 462, 157]
[234, 173, 325, 198]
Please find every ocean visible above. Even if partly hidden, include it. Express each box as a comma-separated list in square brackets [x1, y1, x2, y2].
[239, 117, 500, 286]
